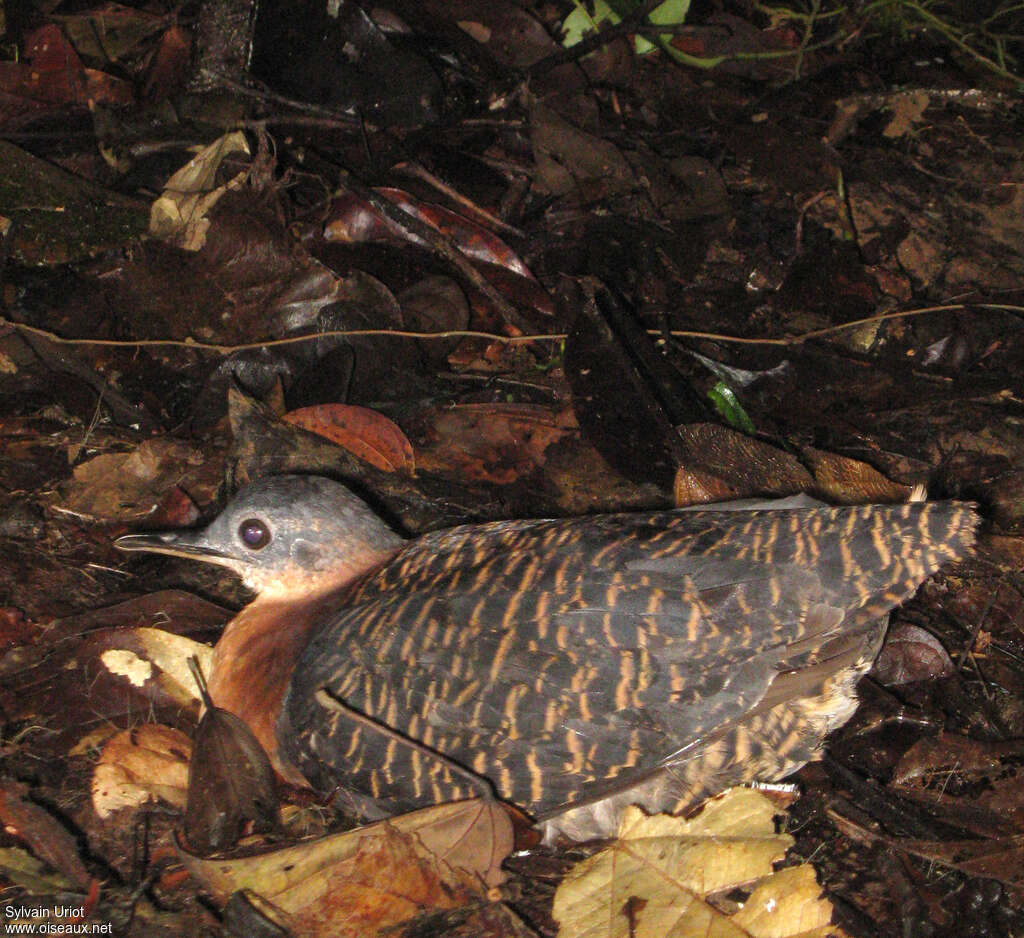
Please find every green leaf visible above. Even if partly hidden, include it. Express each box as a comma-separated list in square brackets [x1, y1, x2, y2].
[708, 382, 756, 434]
[561, 0, 692, 56]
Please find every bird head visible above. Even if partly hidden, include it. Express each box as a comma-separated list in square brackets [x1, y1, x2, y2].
[115, 475, 404, 599]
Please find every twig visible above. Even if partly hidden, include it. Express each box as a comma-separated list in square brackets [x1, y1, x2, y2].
[3, 302, 1020, 356]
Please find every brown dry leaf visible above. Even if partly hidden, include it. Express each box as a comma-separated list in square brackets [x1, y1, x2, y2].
[412, 403, 576, 485]
[283, 404, 415, 474]
[184, 668, 281, 854]
[872, 623, 954, 686]
[91, 725, 191, 819]
[0, 778, 92, 888]
[801, 445, 907, 503]
[670, 424, 907, 507]
[179, 799, 513, 938]
[62, 438, 205, 521]
[552, 788, 848, 938]
[673, 424, 814, 505]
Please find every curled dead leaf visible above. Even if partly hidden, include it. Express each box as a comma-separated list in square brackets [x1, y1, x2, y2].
[91, 725, 191, 819]
[179, 799, 513, 938]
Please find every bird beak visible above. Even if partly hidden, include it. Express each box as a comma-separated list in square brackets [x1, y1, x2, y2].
[114, 530, 232, 562]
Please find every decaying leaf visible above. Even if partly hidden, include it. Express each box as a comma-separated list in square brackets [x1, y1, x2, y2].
[91, 724, 191, 819]
[552, 788, 848, 938]
[179, 799, 513, 938]
[63, 438, 205, 521]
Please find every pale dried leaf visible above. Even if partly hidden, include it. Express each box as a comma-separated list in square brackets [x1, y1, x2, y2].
[732, 865, 846, 937]
[91, 725, 191, 818]
[149, 131, 251, 250]
[100, 627, 213, 706]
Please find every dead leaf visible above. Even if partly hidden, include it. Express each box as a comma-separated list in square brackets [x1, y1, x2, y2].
[63, 438, 205, 521]
[552, 788, 848, 938]
[179, 799, 513, 937]
[800, 445, 908, 503]
[872, 624, 954, 686]
[150, 131, 251, 250]
[325, 186, 538, 282]
[91, 725, 191, 819]
[411, 403, 576, 485]
[732, 864, 839, 937]
[283, 404, 415, 474]
[184, 659, 281, 854]
[0, 779, 92, 888]
[98, 627, 214, 707]
[892, 733, 1024, 786]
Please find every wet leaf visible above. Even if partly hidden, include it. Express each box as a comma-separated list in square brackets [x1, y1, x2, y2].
[708, 381, 756, 434]
[872, 624, 954, 686]
[325, 187, 540, 283]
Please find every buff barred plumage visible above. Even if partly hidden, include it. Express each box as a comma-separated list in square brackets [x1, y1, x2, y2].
[117, 477, 978, 842]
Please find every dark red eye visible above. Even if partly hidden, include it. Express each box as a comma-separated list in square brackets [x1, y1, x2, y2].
[239, 519, 270, 550]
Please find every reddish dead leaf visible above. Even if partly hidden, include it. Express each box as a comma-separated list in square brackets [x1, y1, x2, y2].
[872, 623, 954, 686]
[325, 187, 539, 282]
[146, 484, 202, 529]
[179, 799, 512, 938]
[0, 25, 133, 110]
[283, 404, 415, 474]
[0, 607, 35, 655]
[0, 778, 91, 889]
[463, 260, 556, 320]
[143, 24, 192, 101]
[411, 403, 577, 485]
[91, 725, 191, 819]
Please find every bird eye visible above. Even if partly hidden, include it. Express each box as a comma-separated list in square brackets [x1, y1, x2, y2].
[238, 519, 271, 550]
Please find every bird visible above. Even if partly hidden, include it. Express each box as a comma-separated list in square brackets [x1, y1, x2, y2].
[115, 475, 977, 842]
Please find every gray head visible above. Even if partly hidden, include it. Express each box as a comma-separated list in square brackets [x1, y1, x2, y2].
[115, 475, 404, 598]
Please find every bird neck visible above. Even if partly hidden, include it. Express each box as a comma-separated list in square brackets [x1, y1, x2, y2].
[206, 545, 396, 786]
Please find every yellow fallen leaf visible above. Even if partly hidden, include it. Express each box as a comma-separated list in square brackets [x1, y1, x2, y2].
[553, 788, 849, 938]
